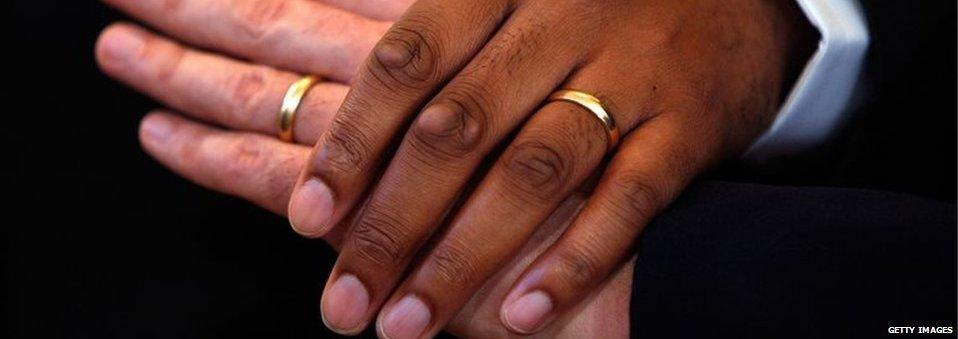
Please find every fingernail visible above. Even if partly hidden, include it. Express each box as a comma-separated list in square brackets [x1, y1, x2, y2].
[288, 178, 334, 236]
[100, 27, 144, 63]
[141, 115, 173, 143]
[502, 290, 553, 334]
[321, 274, 369, 334]
[380, 295, 431, 339]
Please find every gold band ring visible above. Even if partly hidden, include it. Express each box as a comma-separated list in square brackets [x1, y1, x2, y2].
[278, 76, 320, 143]
[548, 89, 620, 151]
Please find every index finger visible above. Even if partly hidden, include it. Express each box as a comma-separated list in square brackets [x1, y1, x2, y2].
[286, 0, 513, 237]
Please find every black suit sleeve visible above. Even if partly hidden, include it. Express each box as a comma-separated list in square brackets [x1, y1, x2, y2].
[629, 181, 956, 338]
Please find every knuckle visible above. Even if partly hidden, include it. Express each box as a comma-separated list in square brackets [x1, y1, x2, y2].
[160, 0, 183, 12]
[263, 153, 300, 205]
[637, 24, 681, 55]
[410, 96, 487, 160]
[350, 207, 410, 267]
[223, 135, 268, 180]
[223, 135, 298, 204]
[314, 116, 374, 175]
[245, 142, 301, 205]
[552, 242, 604, 289]
[606, 171, 666, 222]
[502, 139, 572, 203]
[429, 239, 482, 288]
[231, 0, 288, 41]
[368, 16, 443, 89]
[143, 38, 185, 85]
[226, 68, 270, 124]
[168, 122, 198, 161]
[472, 18, 548, 72]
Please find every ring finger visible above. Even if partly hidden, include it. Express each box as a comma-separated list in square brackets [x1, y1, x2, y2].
[96, 23, 343, 144]
[374, 65, 655, 338]
[313, 2, 597, 334]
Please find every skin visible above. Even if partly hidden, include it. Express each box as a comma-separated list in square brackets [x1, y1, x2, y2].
[134, 111, 632, 339]
[97, 0, 815, 337]
[282, 0, 813, 337]
[96, 0, 631, 337]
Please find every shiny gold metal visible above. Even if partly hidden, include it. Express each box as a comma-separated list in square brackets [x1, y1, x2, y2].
[278, 76, 320, 142]
[548, 89, 620, 151]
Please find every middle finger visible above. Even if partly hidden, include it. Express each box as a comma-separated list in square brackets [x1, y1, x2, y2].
[96, 23, 346, 144]
[374, 51, 658, 337]
[102, 0, 391, 82]
[315, 0, 593, 335]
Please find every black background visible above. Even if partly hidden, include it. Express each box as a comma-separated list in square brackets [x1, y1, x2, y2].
[4, 1, 956, 338]
[5, 2, 342, 338]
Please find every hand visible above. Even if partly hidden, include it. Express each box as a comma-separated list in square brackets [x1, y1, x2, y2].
[94, 2, 633, 333]
[286, 0, 813, 336]
[131, 111, 631, 338]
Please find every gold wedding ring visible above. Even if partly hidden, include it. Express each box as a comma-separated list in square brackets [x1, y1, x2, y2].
[278, 76, 320, 143]
[548, 89, 620, 151]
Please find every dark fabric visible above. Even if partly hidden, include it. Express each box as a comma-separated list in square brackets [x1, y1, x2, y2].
[4, 1, 954, 338]
[724, 1, 957, 203]
[630, 181, 956, 338]
[651, 7, 958, 335]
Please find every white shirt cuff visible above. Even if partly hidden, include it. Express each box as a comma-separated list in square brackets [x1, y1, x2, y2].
[743, 0, 870, 161]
